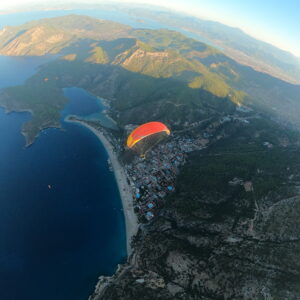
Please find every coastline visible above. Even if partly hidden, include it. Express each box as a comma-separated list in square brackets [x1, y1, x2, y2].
[65, 116, 138, 255]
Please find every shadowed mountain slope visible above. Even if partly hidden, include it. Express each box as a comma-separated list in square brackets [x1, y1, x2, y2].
[1, 15, 299, 143]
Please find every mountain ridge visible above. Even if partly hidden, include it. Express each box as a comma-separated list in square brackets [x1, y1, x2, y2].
[105, 4, 300, 85]
[1, 15, 300, 145]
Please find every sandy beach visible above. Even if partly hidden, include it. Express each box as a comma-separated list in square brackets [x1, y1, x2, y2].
[65, 117, 138, 255]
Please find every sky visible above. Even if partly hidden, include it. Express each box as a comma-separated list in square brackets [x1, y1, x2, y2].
[1, 0, 299, 57]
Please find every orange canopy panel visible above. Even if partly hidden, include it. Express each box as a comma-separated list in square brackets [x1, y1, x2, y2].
[127, 122, 170, 148]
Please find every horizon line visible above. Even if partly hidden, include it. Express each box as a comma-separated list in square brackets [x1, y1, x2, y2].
[0, 1, 299, 58]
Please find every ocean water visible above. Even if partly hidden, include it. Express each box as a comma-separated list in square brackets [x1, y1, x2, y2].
[0, 57, 126, 300]
[63, 87, 118, 130]
[0, 55, 57, 88]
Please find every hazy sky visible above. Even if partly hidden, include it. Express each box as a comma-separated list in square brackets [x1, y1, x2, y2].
[1, 0, 299, 57]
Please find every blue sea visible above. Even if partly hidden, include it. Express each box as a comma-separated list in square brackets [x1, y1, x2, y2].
[0, 8, 215, 299]
[0, 57, 126, 300]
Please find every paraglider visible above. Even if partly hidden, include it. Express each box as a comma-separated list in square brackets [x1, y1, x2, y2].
[127, 122, 170, 157]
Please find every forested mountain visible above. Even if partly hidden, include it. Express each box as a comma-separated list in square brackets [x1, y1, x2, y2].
[108, 4, 300, 85]
[0, 15, 299, 145]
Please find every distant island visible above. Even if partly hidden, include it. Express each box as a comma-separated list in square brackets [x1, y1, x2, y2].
[1, 14, 300, 299]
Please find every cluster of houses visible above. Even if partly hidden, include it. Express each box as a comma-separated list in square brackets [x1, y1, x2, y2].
[124, 136, 203, 222]
[85, 104, 256, 223]
[122, 114, 250, 222]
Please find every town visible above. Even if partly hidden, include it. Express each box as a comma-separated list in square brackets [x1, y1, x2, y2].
[73, 104, 263, 223]
[124, 135, 203, 222]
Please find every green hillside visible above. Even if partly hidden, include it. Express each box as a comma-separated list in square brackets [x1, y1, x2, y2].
[116, 5, 300, 84]
[0, 15, 300, 145]
[0, 15, 131, 56]
[0, 16, 245, 102]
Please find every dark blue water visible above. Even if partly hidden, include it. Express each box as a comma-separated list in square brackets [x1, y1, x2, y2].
[63, 87, 104, 117]
[63, 87, 118, 130]
[0, 57, 126, 300]
[0, 55, 56, 88]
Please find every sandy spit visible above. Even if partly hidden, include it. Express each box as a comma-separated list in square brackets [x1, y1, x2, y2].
[65, 117, 138, 255]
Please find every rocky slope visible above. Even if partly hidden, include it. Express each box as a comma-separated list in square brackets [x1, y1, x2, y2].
[91, 118, 300, 299]
[110, 4, 300, 85]
[0, 15, 131, 56]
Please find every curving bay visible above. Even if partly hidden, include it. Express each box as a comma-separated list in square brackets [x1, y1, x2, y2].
[0, 57, 126, 300]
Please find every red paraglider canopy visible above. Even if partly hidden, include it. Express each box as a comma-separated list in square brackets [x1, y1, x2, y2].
[127, 122, 170, 149]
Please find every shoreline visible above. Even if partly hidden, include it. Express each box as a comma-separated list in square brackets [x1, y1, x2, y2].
[65, 116, 138, 255]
